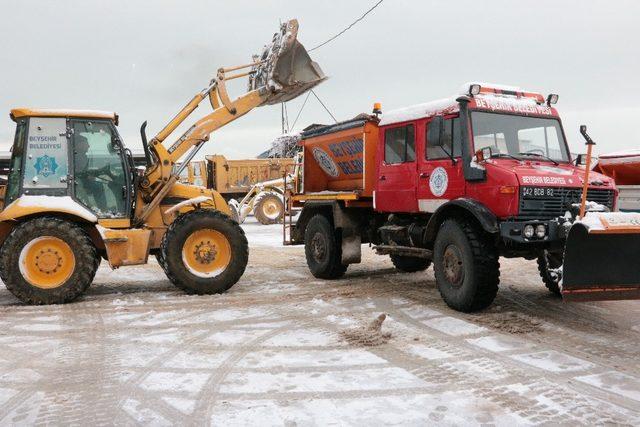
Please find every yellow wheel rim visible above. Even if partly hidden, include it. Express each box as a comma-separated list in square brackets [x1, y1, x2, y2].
[262, 198, 282, 220]
[19, 237, 76, 289]
[181, 229, 231, 278]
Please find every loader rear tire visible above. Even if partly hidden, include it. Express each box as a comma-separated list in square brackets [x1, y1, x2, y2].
[254, 192, 284, 225]
[433, 219, 500, 312]
[161, 209, 248, 294]
[537, 251, 562, 296]
[391, 255, 431, 273]
[0, 217, 98, 305]
[304, 214, 347, 279]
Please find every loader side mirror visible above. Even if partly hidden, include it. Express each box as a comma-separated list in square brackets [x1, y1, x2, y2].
[427, 116, 445, 147]
[575, 154, 585, 166]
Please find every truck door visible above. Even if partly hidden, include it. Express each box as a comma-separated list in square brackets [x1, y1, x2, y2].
[375, 123, 417, 212]
[416, 116, 465, 213]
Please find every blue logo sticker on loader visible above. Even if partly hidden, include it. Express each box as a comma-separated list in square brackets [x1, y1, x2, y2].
[34, 155, 59, 178]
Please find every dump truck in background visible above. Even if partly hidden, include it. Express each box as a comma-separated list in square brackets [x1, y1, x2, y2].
[593, 150, 640, 212]
[285, 83, 640, 312]
[175, 155, 295, 224]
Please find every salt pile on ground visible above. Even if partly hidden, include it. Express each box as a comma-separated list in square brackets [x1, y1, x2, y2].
[340, 313, 391, 347]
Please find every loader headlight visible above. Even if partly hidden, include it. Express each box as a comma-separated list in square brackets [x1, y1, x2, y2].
[523, 225, 535, 239]
[535, 224, 547, 239]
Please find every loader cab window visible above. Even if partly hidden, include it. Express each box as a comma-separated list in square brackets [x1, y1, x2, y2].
[384, 124, 415, 164]
[72, 120, 128, 218]
[426, 117, 462, 159]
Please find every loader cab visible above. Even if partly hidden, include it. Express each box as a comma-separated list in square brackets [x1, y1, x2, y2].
[6, 109, 133, 219]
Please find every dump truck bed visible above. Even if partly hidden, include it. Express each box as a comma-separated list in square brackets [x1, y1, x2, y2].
[292, 116, 378, 205]
[206, 155, 294, 197]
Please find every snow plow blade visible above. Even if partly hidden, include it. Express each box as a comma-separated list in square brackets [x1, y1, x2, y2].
[562, 219, 640, 302]
[250, 19, 327, 105]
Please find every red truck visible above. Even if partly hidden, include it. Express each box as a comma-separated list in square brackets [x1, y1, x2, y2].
[286, 83, 640, 312]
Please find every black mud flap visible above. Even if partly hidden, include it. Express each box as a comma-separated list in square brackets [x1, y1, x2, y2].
[562, 222, 640, 301]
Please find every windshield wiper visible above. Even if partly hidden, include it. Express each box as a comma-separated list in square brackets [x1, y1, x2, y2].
[517, 152, 559, 165]
[491, 153, 521, 162]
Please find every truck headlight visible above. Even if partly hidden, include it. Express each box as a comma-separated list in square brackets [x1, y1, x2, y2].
[523, 224, 535, 239]
[535, 224, 547, 238]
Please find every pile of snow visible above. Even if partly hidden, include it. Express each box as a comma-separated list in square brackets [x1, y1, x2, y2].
[578, 211, 640, 231]
[266, 133, 301, 158]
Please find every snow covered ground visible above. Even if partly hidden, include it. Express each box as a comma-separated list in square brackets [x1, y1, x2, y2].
[0, 217, 639, 425]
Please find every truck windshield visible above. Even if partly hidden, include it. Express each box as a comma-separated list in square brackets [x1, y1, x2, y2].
[471, 112, 570, 162]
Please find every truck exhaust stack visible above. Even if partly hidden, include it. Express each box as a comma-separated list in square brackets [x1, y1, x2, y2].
[249, 19, 327, 105]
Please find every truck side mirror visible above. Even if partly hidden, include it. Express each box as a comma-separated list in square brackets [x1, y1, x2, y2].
[427, 116, 444, 147]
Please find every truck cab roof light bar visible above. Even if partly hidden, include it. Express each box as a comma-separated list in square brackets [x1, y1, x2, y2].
[468, 83, 546, 104]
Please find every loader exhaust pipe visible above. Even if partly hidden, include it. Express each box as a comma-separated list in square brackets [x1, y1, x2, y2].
[249, 19, 327, 105]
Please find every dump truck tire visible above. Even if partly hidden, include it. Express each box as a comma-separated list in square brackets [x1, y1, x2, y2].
[161, 209, 248, 294]
[433, 219, 500, 312]
[0, 217, 98, 305]
[391, 255, 431, 273]
[254, 192, 284, 225]
[304, 214, 347, 279]
[537, 251, 562, 296]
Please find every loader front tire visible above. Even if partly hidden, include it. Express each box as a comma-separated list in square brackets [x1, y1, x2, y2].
[433, 219, 500, 312]
[254, 192, 284, 225]
[391, 255, 431, 273]
[537, 250, 562, 296]
[161, 209, 248, 294]
[0, 217, 98, 305]
[304, 214, 347, 279]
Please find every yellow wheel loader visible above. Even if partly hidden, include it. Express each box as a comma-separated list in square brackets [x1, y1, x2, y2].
[0, 19, 325, 304]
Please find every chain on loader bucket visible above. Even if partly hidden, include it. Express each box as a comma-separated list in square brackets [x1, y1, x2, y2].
[249, 19, 327, 105]
[562, 213, 640, 302]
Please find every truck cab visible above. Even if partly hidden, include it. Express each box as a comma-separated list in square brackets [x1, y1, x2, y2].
[376, 84, 616, 255]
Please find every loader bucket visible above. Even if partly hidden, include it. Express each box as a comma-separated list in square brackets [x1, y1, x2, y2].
[249, 19, 327, 105]
[562, 216, 640, 302]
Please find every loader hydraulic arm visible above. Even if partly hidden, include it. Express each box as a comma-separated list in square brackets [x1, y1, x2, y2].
[134, 19, 326, 224]
[134, 65, 270, 224]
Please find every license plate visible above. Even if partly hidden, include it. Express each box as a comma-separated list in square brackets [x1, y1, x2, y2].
[522, 187, 554, 198]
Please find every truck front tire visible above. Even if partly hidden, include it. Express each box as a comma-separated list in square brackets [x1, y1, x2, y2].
[391, 255, 431, 273]
[537, 250, 562, 296]
[433, 219, 500, 312]
[304, 214, 347, 279]
[0, 217, 98, 305]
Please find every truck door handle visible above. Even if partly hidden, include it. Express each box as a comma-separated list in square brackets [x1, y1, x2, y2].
[420, 172, 430, 178]
[379, 175, 386, 181]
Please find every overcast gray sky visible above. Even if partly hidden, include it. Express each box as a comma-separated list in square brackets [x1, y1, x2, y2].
[1, 0, 639, 158]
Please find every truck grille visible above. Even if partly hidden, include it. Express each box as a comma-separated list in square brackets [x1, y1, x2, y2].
[518, 187, 615, 220]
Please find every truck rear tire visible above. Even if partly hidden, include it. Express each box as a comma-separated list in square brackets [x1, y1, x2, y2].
[537, 250, 562, 296]
[304, 214, 347, 279]
[254, 192, 284, 225]
[433, 219, 500, 312]
[391, 255, 431, 273]
[161, 209, 248, 294]
[0, 217, 98, 305]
